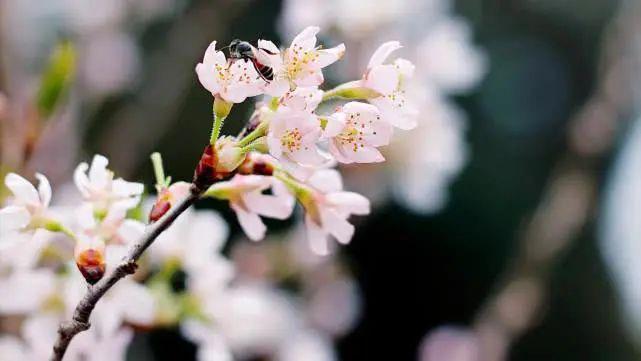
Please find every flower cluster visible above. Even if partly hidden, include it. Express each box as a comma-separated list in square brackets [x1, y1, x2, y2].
[280, 2, 486, 214]
[0, 155, 359, 360]
[193, 26, 419, 254]
[0, 26, 420, 359]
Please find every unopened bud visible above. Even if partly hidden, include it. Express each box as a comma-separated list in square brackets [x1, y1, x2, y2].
[149, 182, 191, 222]
[238, 152, 276, 176]
[323, 80, 382, 101]
[193, 143, 239, 191]
[75, 237, 106, 285]
[216, 137, 246, 173]
[149, 195, 171, 223]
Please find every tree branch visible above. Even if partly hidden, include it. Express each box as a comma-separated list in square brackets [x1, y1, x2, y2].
[49, 184, 203, 361]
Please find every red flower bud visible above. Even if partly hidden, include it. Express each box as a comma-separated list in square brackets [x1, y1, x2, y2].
[76, 248, 106, 285]
[149, 197, 171, 223]
[238, 153, 275, 176]
[193, 144, 234, 190]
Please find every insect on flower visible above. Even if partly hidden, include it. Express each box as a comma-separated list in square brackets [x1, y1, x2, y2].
[229, 39, 276, 82]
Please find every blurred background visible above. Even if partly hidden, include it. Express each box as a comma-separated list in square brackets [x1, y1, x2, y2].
[2, 0, 641, 360]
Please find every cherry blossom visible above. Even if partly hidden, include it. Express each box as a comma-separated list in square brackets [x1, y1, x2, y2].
[195, 41, 264, 103]
[257, 26, 345, 96]
[205, 175, 294, 241]
[0, 173, 52, 236]
[324, 101, 393, 164]
[0, 268, 57, 314]
[266, 106, 330, 178]
[363, 41, 419, 130]
[151, 208, 232, 277]
[296, 169, 370, 255]
[73, 154, 144, 213]
[77, 202, 145, 245]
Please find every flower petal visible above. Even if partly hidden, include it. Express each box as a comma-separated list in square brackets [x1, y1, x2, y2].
[196, 62, 222, 95]
[243, 192, 294, 220]
[231, 203, 267, 241]
[5, 173, 39, 206]
[365, 64, 398, 95]
[367, 41, 402, 69]
[326, 191, 370, 215]
[305, 215, 329, 256]
[320, 209, 354, 245]
[0, 206, 30, 233]
[308, 169, 343, 193]
[73, 162, 91, 198]
[315, 43, 346, 68]
[290, 26, 320, 51]
[35, 173, 52, 207]
[88, 155, 110, 189]
[323, 112, 346, 138]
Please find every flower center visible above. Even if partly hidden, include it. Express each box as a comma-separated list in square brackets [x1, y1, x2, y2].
[386, 89, 407, 109]
[281, 128, 303, 152]
[286, 46, 320, 78]
[336, 113, 375, 152]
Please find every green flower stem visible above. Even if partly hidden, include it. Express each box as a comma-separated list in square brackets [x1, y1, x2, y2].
[150, 152, 168, 188]
[210, 96, 233, 145]
[240, 137, 268, 154]
[44, 220, 77, 241]
[238, 121, 269, 147]
[210, 114, 226, 145]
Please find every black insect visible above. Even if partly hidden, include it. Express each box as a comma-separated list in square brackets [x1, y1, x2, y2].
[229, 39, 276, 82]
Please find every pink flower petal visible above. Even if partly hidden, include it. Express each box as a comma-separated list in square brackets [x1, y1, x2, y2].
[367, 41, 402, 69]
[5, 173, 39, 206]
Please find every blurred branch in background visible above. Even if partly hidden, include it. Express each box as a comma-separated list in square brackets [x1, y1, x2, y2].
[472, 0, 640, 359]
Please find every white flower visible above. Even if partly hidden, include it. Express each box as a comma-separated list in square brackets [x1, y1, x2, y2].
[391, 93, 467, 213]
[206, 175, 294, 241]
[363, 41, 418, 130]
[66, 326, 133, 361]
[151, 208, 232, 276]
[324, 101, 393, 164]
[267, 107, 329, 177]
[418, 18, 487, 94]
[0, 268, 57, 314]
[0, 231, 51, 270]
[77, 202, 145, 245]
[0, 336, 27, 360]
[299, 169, 370, 255]
[276, 330, 336, 361]
[0, 173, 51, 236]
[74, 154, 144, 213]
[181, 321, 233, 361]
[419, 326, 478, 361]
[204, 285, 301, 356]
[196, 41, 265, 103]
[258, 26, 345, 96]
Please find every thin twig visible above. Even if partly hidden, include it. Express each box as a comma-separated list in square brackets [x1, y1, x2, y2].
[49, 184, 203, 361]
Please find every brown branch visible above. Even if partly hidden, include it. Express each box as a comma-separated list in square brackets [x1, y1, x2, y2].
[49, 184, 203, 361]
